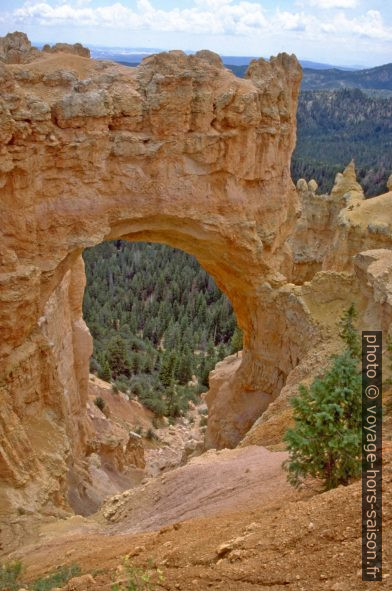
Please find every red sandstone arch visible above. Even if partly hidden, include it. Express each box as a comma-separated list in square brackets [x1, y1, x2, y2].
[0, 45, 302, 529]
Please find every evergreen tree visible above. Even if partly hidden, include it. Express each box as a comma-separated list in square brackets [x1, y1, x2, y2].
[159, 351, 176, 389]
[107, 335, 130, 379]
[230, 326, 243, 356]
[130, 352, 141, 375]
[217, 343, 227, 361]
[284, 305, 362, 490]
[176, 348, 193, 385]
[200, 355, 216, 388]
[339, 303, 361, 358]
[165, 385, 177, 418]
[165, 385, 187, 418]
[99, 357, 112, 382]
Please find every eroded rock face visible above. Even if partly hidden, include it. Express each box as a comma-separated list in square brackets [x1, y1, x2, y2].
[292, 161, 392, 277]
[71, 390, 146, 516]
[0, 32, 90, 64]
[0, 31, 37, 63]
[0, 34, 302, 545]
[1, 32, 391, 549]
[42, 42, 90, 59]
[240, 167, 392, 449]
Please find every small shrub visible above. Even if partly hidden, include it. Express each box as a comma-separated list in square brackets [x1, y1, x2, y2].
[140, 395, 166, 417]
[146, 428, 157, 441]
[0, 561, 23, 591]
[99, 358, 112, 382]
[112, 556, 164, 591]
[89, 357, 100, 374]
[152, 417, 161, 429]
[199, 415, 208, 427]
[94, 396, 105, 412]
[230, 325, 243, 356]
[112, 383, 119, 394]
[31, 564, 81, 591]
[134, 424, 143, 437]
[115, 377, 130, 393]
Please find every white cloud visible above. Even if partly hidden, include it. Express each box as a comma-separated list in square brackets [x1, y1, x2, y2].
[9, 0, 392, 44]
[276, 10, 307, 32]
[307, 0, 358, 8]
[320, 10, 392, 40]
[13, 1, 270, 34]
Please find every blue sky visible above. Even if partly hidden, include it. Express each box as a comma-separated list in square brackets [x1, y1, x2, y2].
[0, 1, 391, 66]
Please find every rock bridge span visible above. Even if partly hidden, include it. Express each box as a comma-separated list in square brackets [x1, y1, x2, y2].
[0, 38, 308, 537]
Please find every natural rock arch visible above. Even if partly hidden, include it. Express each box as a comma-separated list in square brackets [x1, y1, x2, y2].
[0, 39, 308, 532]
[2, 35, 392, 552]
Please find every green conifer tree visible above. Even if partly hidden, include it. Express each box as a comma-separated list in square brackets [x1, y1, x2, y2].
[159, 351, 176, 389]
[107, 335, 130, 379]
[230, 326, 243, 356]
[284, 305, 362, 490]
[175, 347, 193, 385]
[339, 303, 361, 358]
[99, 357, 112, 382]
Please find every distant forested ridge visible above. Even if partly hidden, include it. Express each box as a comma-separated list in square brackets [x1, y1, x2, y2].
[292, 88, 392, 195]
[223, 63, 392, 196]
[225, 62, 392, 92]
[300, 62, 392, 91]
[83, 241, 241, 417]
[222, 63, 392, 196]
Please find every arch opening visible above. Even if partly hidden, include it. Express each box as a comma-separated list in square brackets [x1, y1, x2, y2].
[65, 237, 247, 514]
[82, 239, 241, 418]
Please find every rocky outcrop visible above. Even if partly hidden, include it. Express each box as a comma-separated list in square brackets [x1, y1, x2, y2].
[240, 170, 392, 449]
[0, 32, 39, 63]
[70, 395, 145, 516]
[289, 176, 343, 283]
[0, 32, 90, 64]
[86, 378, 148, 508]
[291, 161, 392, 278]
[42, 42, 90, 59]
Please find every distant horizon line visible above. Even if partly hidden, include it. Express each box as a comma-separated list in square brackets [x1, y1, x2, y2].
[29, 39, 371, 71]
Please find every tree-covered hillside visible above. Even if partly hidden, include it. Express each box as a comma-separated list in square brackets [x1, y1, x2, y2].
[223, 65, 392, 196]
[300, 62, 392, 91]
[83, 241, 241, 417]
[292, 88, 392, 195]
[225, 62, 392, 92]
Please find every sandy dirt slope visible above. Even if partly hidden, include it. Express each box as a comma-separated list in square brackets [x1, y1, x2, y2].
[88, 375, 155, 432]
[99, 446, 294, 534]
[7, 443, 392, 591]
